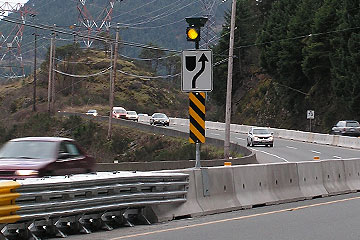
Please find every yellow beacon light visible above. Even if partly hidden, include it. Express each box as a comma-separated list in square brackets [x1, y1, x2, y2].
[186, 27, 200, 41]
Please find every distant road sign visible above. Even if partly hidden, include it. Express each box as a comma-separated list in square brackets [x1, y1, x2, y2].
[307, 110, 315, 119]
[182, 50, 212, 92]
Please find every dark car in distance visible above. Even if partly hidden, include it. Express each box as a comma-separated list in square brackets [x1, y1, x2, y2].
[0, 137, 96, 179]
[331, 120, 360, 136]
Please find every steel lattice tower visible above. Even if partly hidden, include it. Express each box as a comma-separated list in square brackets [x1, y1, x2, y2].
[199, 0, 221, 49]
[0, 2, 36, 79]
[76, 0, 119, 48]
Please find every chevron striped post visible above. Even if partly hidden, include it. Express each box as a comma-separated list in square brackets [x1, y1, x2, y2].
[189, 92, 205, 168]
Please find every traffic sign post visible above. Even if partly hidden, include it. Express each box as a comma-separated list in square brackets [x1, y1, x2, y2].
[307, 110, 314, 132]
[184, 17, 209, 169]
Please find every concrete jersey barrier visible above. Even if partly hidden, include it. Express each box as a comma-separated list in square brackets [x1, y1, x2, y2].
[151, 158, 360, 221]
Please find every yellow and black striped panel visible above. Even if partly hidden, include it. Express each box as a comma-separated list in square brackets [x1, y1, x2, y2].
[189, 92, 205, 143]
[0, 181, 21, 223]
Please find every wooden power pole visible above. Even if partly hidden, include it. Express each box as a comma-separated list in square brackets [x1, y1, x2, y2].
[224, 0, 236, 159]
[107, 24, 120, 140]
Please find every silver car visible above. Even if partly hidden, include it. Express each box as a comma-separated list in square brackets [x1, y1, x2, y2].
[247, 127, 274, 147]
[331, 120, 360, 136]
[150, 113, 170, 126]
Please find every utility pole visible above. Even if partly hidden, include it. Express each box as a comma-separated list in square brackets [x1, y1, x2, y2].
[32, 31, 38, 112]
[72, 34, 76, 107]
[107, 24, 120, 140]
[51, 25, 56, 112]
[48, 27, 54, 113]
[224, 0, 236, 159]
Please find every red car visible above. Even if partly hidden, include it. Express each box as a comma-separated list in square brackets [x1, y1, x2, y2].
[112, 107, 127, 119]
[0, 137, 96, 179]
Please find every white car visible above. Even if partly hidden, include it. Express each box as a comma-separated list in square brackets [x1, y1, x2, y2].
[86, 109, 98, 117]
[150, 113, 170, 126]
[126, 111, 139, 121]
[247, 127, 274, 147]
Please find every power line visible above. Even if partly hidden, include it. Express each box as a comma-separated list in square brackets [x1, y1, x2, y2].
[2, 16, 181, 53]
[117, 69, 180, 79]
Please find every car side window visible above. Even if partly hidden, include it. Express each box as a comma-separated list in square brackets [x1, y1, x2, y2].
[65, 142, 81, 157]
[58, 142, 81, 159]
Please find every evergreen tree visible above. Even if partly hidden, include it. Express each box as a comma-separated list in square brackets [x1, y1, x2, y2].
[212, 0, 259, 107]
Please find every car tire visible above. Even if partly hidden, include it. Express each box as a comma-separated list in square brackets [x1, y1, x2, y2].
[251, 140, 254, 147]
[270, 143, 273, 147]
[247, 140, 250, 147]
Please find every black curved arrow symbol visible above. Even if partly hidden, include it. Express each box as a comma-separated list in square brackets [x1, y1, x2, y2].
[192, 53, 209, 88]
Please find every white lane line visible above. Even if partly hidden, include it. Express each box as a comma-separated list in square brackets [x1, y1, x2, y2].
[311, 150, 321, 154]
[211, 133, 220, 136]
[286, 146, 297, 150]
[333, 156, 342, 159]
[250, 148, 289, 162]
[235, 137, 245, 141]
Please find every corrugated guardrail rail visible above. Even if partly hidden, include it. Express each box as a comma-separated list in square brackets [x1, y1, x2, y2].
[0, 171, 189, 240]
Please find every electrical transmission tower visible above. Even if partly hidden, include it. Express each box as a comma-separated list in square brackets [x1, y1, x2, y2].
[199, 0, 221, 49]
[76, 0, 120, 48]
[0, 2, 36, 80]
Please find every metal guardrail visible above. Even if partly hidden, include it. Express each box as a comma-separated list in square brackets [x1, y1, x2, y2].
[0, 171, 188, 240]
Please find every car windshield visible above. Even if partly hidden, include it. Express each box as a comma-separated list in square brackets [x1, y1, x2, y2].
[346, 121, 360, 127]
[153, 113, 167, 118]
[253, 128, 270, 134]
[87, 110, 96, 113]
[127, 111, 137, 115]
[0, 141, 57, 159]
[114, 109, 125, 113]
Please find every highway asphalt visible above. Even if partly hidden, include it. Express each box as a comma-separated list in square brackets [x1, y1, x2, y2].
[52, 191, 360, 240]
[168, 123, 360, 164]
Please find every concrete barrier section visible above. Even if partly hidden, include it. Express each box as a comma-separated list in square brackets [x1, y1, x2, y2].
[337, 136, 360, 149]
[233, 164, 278, 208]
[343, 158, 360, 192]
[296, 161, 328, 199]
[321, 160, 351, 195]
[150, 169, 203, 222]
[266, 162, 304, 203]
[194, 167, 241, 215]
[313, 133, 333, 145]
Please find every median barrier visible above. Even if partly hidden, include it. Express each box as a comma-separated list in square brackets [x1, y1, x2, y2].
[266, 162, 304, 203]
[233, 164, 278, 208]
[150, 169, 203, 222]
[343, 158, 360, 191]
[276, 129, 293, 139]
[313, 133, 333, 145]
[206, 121, 225, 131]
[170, 118, 188, 126]
[331, 135, 340, 146]
[290, 131, 308, 142]
[320, 160, 351, 195]
[337, 135, 360, 149]
[193, 167, 241, 215]
[296, 161, 328, 199]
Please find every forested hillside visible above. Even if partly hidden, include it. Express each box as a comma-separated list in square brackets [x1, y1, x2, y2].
[1, 0, 360, 133]
[212, 0, 360, 133]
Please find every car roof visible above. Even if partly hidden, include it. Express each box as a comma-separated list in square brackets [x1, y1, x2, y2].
[251, 127, 269, 130]
[10, 137, 74, 142]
